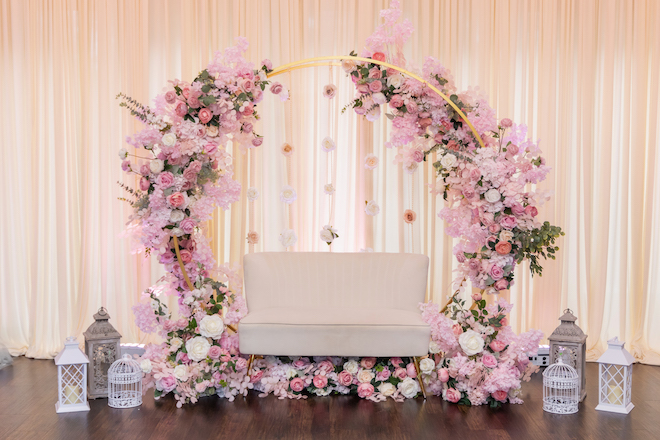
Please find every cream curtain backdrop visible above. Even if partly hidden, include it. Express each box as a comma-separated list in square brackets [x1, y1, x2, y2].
[0, 0, 658, 364]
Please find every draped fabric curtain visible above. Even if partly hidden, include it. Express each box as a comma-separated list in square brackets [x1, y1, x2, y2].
[1, 0, 658, 364]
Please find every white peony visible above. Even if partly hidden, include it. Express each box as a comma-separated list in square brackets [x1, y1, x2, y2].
[173, 364, 189, 381]
[499, 230, 514, 242]
[161, 132, 177, 147]
[419, 358, 435, 375]
[246, 187, 260, 201]
[150, 159, 165, 174]
[199, 314, 225, 339]
[341, 59, 356, 72]
[343, 359, 359, 374]
[185, 336, 211, 362]
[324, 183, 335, 195]
[170, 210, 185, 223]
[169, 337, 183, 352]
[440, 153, 458, 169]
[118, 148, 128, 159]
[140, 358, 153, 374]
[378, 382, 396, 397]
[372, 92, 387, 105]
[279, 229, 298, 248]
[321, 136, 336, 152]
[280, 185, 297, 204]
[365, 200, 380, 216]
[458, 329, 485, 356]
[206, 125, 219, 137]
[429, 340, 441, 354]
[357, 369, 375, 383]
[386, 73, 404, 89]
[484, 188, 501, 203]
[397, 377, 420, 398]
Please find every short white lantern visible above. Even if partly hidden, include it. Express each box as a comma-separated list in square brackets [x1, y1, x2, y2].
[595, 337, 634, 414]
[108, 354, 142, 408]
[543, 358, 580, 414]
[55, 336, 90, 413]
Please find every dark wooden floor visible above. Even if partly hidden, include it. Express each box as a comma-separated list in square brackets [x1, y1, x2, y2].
[0, 357, 658, 440]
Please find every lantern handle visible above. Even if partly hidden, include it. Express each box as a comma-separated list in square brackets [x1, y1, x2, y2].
[98, 307, 108, 316]
[563, 308, 573, 315]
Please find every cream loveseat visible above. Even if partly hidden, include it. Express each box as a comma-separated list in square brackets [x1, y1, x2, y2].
[239, 252, 431, 396]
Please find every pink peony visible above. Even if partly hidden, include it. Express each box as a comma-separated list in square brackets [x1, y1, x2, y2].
[357, 382, 375, 398]
[494, 279, 509, 291]
[317, 360, 335, 374]
[490, 340, 506, 352]
[198, 108, 213, 124]
[500, 215, 517, 229]
[490, 265, 504, 280]
[394, 367, 407, 380]
[438, 368, 450, 383]
[369, 80, 383, 93]
[406, 363, 417, 378]
[235, 357, 248, 370]
[492, 390, 508, 402]
[175, 101, 188, 117]
[208, 346, 222, 359]
[375, 369, 391, 381]
[445, 388, 461, 403]
[158, 375, 177, 392]
[525, 205, 538, 217]
[389, 95, 404, 108]
[270, 82, 283, 94]
[290, 377, 305, 392]
[360, 357, 377, 369]
[495, 241, 512, 255]
[164, 91, 177, 104]
[337, 370, 353, 386]
[195, 382, 207, 393]
[157, 172, 175, 188]
[167, 192, 185, 208]
[512, 203, 525, 216]
[482, 353, 498, 368]
[313, 374, 328, 389]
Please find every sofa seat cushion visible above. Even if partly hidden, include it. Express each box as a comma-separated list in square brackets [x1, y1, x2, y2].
[239, 308, 431, 357]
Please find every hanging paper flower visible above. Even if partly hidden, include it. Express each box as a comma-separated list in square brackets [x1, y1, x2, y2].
[279, 229, 298, 248]
[323, 84, 338, 99]
[281, 142, 294, 157]
[324, 183, 335, 195]
[280, 185, 297, 204]
[319, 225, 339, 245]
[321, 136, 336, 152]
[403, 209, 416, 224]
[246, 187, 260, 201]
[364, 154, 379, 170]
[365, 200, 380, 216]
[247, 231, 259, 245]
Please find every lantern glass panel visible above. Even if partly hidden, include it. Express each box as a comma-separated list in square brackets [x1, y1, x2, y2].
[92, 342, 118, 391]
[59, 364, 86, 405]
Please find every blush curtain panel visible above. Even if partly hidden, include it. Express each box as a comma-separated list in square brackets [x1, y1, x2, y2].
[1, 0, 659, 365]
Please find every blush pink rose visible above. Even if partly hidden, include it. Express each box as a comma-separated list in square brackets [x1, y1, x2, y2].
[357, 383, 375, 398]
[179, 249, 192, 264]
[175, 101, 188, 117]
[437, 368, 450, 383]
[490, 340, 506, 352]
[159, 252, 174, 264]
[313, 374, 328, 389]
[412, 150, 424, 163]
[500, 215, 518, 229]
[292, 358, 310, 370]
[164, 91, 177, 104]
[369, 80, 383, 93]
[198, 108, 213, 124]
[181, 87, 190, 100]
[167, 192, 185, 208]
[394, 367, 407, 380]
[360, 357, 377, 369]
[389, 95, 404, 108]
[158, 375, 177, 392]
[139, 177, 150, 191]
[368, 67, 382, 79]
[390, 357, 403, 368]
[162, 320, 176, 332]
[235, 357, 248, 370]
[471, 292, 482, 302]
[183, 167, 198, 182]
[512, 203, 525, 216]
[507, 144, 519, 155]
[375, 369, 391, 381]
[494, 279, 509, 291]
[241, 103, 254, 116]
[188, 96, 200, 109]
[290, 377, 305, 392]
[357, 84, 370, 94]
[208, 346, 222, 359]
[242, 122, 253, 133]
[452, 324, 463, 336]
[179, 218, 196, 234]
[317, 360, 334, 374]
[406, 102, 418, 114]
[492, 390, 508, 402]
[270, 82, 283, 94]
[495, 241, 512, 255]
[157, 172, 174, 188]
[406, 363, 417, 378]
[338, 370, 353, 386]
[500, 118, 513, 128]
[488, 223, 501, 234]
[250, 370, 263, 383]
[468, 259, 481, 272]
[482, 353, 498, 369]
[139, 163, 151, 176]
[252, 137, 263, 147]
[525, 205, 538, 217]
[500, 317, 508, 326]
[372, 52, 386, 62]
[418, 118, 432, 129]
[490, 264, 504, 280]
[445, 388, 461, 403]
[241, 79, 254, 93]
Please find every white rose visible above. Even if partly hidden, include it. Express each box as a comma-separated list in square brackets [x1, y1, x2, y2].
[162, 132, 177, 147]
[118, 148, 128, 159]
[173, 364, 189, 381]
[280, 185, 297, 204]
[357, 369, 375, 383]
[286, 367, 298, 379]
[150, 299, 159, 310]
[440, 153, 458, 169]
[140, 358, 153, 374]
[419, 358, 435, 375]
[206, 125, 219, 137]
[150, 159, 165, 174]
[343, 360, 359, 374]
[185, 336, 211, 362]
[199, 314, 225, 339]
[169, 337, 183, 352]
[324, 184, 335, 195]
[315, 388, 331, 396]
[341, 59, 356, 72]
[429, 340, 441, 354]
[386, 73, 404, 89]
[458, 329, 485, 356]
[279, 229, 298, 248]
[372, 92, 387, 105]
[378, 382, 396, 397]
[404, 161, 419, 174]
[321, 136, 336, 152]
[484, 188, 501, 203]
[499, 230, 514, 242]
[397, 377, 420, 399]
[183, 295, 194, 305]
[170, 210, 185, 223]
[365, 200, 380, 216]
[364, 154, 379, 170]
[246, 187, 260, 201]
[320, 228, 335, 244]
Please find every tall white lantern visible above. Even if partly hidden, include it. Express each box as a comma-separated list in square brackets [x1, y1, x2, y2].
[595, 337, 634, 414]
[55, 336, 90, 413]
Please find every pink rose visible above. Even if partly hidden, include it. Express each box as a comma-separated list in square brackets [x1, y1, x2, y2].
[369, 80, 383, 93]
[139, 163, 151, 176]
[177, 352, 190, 364]
[179, 218, 196, 234]
[501, 317, 508, 326]
[468, 258, 481, 272]
[471, 292, 482, 302]
[242, 122, 253, 133]
[313, 374, 328, 389]
[390, 357, 403, 368]
[360, 357, 377, 369]
[250, 370, 263, 383]
[490, 264, 504, 280]
[437, 368, 449, 383]
[167, 192, 185, 208]
[406, 102, 418, 114]
[198, 108, 213, 124]
[175, 101, 188, 117]
[492, 390, 508, 402]
[418, 118, 432, 129]
[470, 168, 482, 180]
[447, 140, 460, 151]
[357, 84, 370, 94]
[179, 249, 192, 264]
[403, 209, 416, 224]
[164, 91, 177, 104]
[241, 79, 254, 93]
[488, 223, 501, 234]
[511, 203, 525, 216]
[500, 215, 517, 229]
[188, 96, 200, 109]
[368, 67, 382, 79]
[525, 205, 538, 217]
[182, 87, 190, 100]
[375, 369, 391, 381]
[357, 383, 375, 398]
[290, 377, 305, 392]
[121, 160, 131, 172]
[507, 144, 519, 155]
[162, 320, 176, 332]
[412, 150, 424, 163]
[188, 160, 202, 173]
[235, 357, 248, 370]
[208, 346, 222, 359]
[176, 318, 188, 329]
[490, 340, 506, 352]
[337, 370, 353, 386]
[494, 279, 509, 291]
[452, 324, 462, 336]
[389, 95, 404, 108]
[157, 172, 174, 188]
[183, 167, 198, 182]
[445, 388, 461, 403]
[159, 252, 175, 264]
[252, 88, 264, 103]
[251, 137, 263, 147]
[394, 367, 407, 380]
[158, 375, 177, 392]
[463, 187, 476, 199]
[262, 59, 273, 70]
[500, 118, 513, 128]
[495, 241, 512, 255]
[139, 177, 150, 191]
[317, 360, 334, 374]
[406, 363, 417, 378]
[270, 82, 283, 94]
[482, 353, 498, 368]
[372, 52, 386, 62]
[241, 103, 254, 116]
[204, 143, 218, 156]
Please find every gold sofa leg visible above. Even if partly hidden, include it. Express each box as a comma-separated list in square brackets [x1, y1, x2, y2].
[246, 354, 256, 380]
[413, 356, 427, 399]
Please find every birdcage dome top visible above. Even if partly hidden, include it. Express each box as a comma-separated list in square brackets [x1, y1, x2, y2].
[108, 354, 142, 377]
[543, 359, 579, 380]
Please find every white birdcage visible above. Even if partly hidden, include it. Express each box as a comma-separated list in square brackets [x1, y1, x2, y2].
[55, 336, 90, 413]
[543, 358, 580, 414]
[107, 354, 142, 408]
